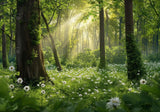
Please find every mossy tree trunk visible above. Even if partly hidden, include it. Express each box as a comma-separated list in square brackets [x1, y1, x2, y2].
[98, 0, 105, 69]
[125, 0, 145, 80]
[16, 0, 48, 82]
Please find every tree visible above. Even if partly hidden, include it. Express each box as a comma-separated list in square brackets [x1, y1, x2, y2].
[2, 24, 8, 69]
[16, 0, 48, 82]
[124, 0, 145, 80]
[1, 1, 8, 69]
[41, 12, 62, 71]
[98, 0, 105, 69]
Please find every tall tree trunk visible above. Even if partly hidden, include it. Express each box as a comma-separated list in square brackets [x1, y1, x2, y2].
[16, 0, 48, 82]
[105, 10, 110, 48]
[9, 8, 13, 58]
[125, 0, 145, 80]
[156, 26, 159, 56]
[119, 17, 122, 46]
[99, 0, 105, 69]
[2, 24, 8, 68]
[115, 29, 118, 46]
[41, 12, 62, 71]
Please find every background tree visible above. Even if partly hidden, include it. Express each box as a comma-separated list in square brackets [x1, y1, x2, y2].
[1, 1, 8, 69]
[98, 0, 105, 69]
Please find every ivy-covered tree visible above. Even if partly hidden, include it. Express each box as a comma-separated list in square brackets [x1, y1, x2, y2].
[124, 0, 145, 80]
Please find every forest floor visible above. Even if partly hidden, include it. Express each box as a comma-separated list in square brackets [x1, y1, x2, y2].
[0, 63, 160, 112]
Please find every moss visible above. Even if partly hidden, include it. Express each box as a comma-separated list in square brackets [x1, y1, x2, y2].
[31, 49, 38, 58]
[28, 1, 41, 47]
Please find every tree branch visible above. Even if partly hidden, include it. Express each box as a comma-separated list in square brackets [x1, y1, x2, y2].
[149, 0, 160, 18]
[0, 28, 15, 41]
[48, 10, 56, 25]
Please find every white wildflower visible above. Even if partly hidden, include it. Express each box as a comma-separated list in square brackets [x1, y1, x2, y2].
[9, 66, 15, 71]
[41, 90, 46, 94]
[62, 81, 66, 84]
[121, 82, 125, 85]
[17, 78, 23, 84]
[71, 78, 75, 81]
[72, 97, 74, 100]
[41, 83, 45, 88]
[24, 86, 30, 92]
[9, 84, 14, 90]
[106, 97, 121, 110]
[140, 79, 147, 84]
[128, 88, 132, 91]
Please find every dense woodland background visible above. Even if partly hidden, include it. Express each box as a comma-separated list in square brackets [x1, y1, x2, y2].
[0, 0, 160, 112]
[1, 0, 160, 69]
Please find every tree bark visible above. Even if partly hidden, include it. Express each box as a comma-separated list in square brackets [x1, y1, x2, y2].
[99, 0, 105, 69]
[2, 24, 8, 68]
[9, 8, 13, 58]
[16, 0, 48, 82]
[125, 0, 145, 80]
[105, 10, 110, 48]
[119, 17, 122, 46]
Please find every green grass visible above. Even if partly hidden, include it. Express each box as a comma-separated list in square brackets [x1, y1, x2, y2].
[0, 63, 160, 112]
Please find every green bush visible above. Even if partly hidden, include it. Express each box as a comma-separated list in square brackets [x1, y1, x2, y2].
[105, 46, 126, 64]
[67, 49, 98, 68]
[43, 46, 56, 68]
[146, 54, 160, 62]
[122, 79, 160, 112]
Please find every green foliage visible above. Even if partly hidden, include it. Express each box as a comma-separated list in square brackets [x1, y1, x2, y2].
[145, 54, 160, 62]
[66, 49, 97, 68]
[65, 47, 126, 68]
[43, 46, 55, 66]
[122, 79, 160, 112]
[0, 63, 160, 111]
[105, 46, 126, 64]
[8, 91, 41, 112]
[0, 79, 9, 99]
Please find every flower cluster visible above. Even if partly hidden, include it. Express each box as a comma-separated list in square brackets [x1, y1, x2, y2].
[106, 97, 121, 110]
